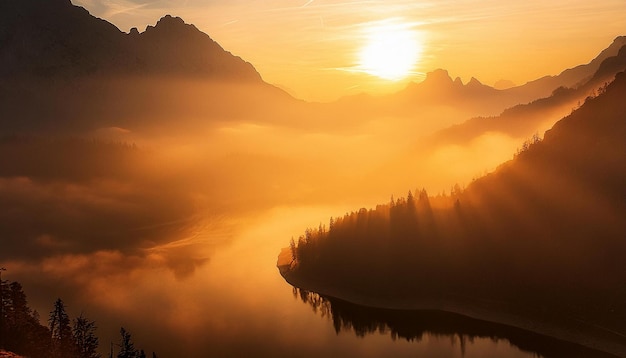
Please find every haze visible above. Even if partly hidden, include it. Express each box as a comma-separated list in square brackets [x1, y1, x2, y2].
[1, 0, 625, 357]
[73, 0, 625, 101]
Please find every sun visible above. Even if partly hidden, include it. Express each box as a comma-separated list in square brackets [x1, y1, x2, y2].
[358, 22, 422, 81]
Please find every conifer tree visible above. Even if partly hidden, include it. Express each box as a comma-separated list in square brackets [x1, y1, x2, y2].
[5, 282, 31, 351]
[0, 272, 6, 349]
[289, 237, 297, 262]
[49, 298, 75, 358]
[73, 313, 100, 358]
[118, 327, 138, 358]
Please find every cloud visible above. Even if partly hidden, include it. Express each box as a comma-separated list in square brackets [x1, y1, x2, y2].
[0, 176, 199, 261]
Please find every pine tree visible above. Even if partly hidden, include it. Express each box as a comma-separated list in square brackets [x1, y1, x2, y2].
[5, 282, 32, 352]
[49, 298, 75, 358]
[73, 313, 100, 358]
[289, 237, 297, 262]
[0, 274, 6, 349]
[118, 327, 138, 358]
[0, 281, 52, 357]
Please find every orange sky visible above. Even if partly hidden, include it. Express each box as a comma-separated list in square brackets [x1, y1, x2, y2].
[73, 0, 625, 102]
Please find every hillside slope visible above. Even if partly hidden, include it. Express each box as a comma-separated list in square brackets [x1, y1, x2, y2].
[281, 71, 626, 356]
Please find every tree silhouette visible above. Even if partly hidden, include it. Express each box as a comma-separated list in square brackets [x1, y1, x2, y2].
[0, 280, 51, 357]
[73, 313, 100, 358]
[0, 269, 5, 349]
[49, 298, 75, 358]
[289, 237, 297, 262]
[118, 327, 139, 358]
[5, 282, 35, 351]
[0, 279, 156, 358]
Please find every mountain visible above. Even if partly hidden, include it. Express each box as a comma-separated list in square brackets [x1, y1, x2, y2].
[400, 69, 499, 105]
[281, 71, 626, 356]
[332, 36, 626, 121]
[332, 69, 508, 118]
[389, 36, 626, 115]
[426, 43, 626, 147]
[517, 35, 626, 96]
[0, 0, 260, 81]
[593, 43, 626, 82]
[0, 0, 299, 134]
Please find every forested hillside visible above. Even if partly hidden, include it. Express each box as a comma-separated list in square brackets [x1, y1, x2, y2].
[283, 71, 626, 340]
[0, 278, 153, 358]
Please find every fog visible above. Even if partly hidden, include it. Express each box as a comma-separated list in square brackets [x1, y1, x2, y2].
[0, 75, 594, 356]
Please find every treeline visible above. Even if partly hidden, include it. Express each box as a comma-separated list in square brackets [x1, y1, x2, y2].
[291, 188, 486, 298]
[286, 72, 626, 334]
[0, 279, 156, 358]
[0, 136, 143, 182]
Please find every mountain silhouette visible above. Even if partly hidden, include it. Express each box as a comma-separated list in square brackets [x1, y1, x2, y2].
[425, 43, 626, 147]
[397, 69, 501, 111]
[0, 0, 297, 134]
[128, 14, 260, 80]
[403, 69, 497, 100]
[0, 0, 260, 81]
[392, 38, 626, 115]
[332, 69, 507, 117]
[332, 36, 626, 120]
[593, 44, 626, 82]
[517, 36, 626, 95]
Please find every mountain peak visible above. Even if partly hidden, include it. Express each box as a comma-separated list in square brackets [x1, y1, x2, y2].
[155, 14, 186, 29]
[418, 69, 456, 89]
[591, 44, 626, 82]
[145, 14, 193, 34]
[425, 69, 453, 83]
[467, 77, 483, 88]
[135, 14, 261, 81]
[494, 79, 516, 89]
[612, 35, 626, 46]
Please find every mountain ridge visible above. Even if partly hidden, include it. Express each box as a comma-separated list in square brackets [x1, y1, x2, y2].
[425, 42, 626, 147]
[0, 0, 300, 134]
[331, 36, 626, 119]
[0, 0, 261, 81]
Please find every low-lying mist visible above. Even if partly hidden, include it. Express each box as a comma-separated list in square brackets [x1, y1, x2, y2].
[0, 75, 595, 356]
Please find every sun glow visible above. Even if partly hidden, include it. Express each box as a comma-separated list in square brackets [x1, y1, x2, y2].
[358, 22, 423, 81]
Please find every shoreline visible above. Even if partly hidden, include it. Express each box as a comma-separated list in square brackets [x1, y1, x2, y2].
[278, 259, 626, 357]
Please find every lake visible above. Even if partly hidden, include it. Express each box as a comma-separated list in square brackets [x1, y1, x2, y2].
[16, 205, 608, 357]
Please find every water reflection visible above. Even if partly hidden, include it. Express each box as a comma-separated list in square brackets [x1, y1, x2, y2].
[293, 288, 618, 358]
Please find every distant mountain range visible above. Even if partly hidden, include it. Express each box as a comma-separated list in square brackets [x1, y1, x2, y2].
[334, 36, 626, 118]
[426, 43, 626, 147]
[521, 35, 626, 93]
[0, 0, 624, 139]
